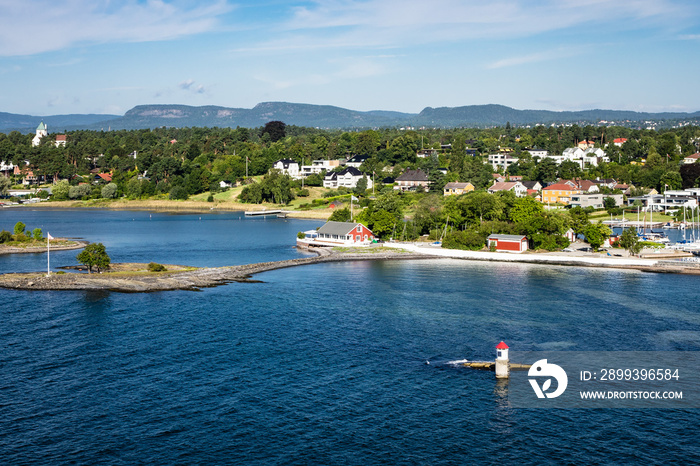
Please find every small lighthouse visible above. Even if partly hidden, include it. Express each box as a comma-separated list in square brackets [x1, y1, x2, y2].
[495, 341, 510, 379]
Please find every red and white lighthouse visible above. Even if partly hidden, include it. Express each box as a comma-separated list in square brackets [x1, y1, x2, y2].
[495, 341, 510, 379]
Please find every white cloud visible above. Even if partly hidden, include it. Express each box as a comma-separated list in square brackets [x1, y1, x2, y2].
[239, 0, 695, 53]
[0, 0, 233, 56]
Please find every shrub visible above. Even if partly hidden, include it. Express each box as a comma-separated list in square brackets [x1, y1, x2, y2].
[207, 194, 214, 202]
[101, 182, 118, 199]
[13, 221, 25, 235]
[37, 190, 49, 199]
[52, 180, 70, 200]
[297, 231, 306, 239]
[14, 233, 29, 242]
[169, 186, 189, 200]
[32, 228, 42, 241]
[148, 262, 167, 272]
[69, 184, 91, 199]
[297, 188, 310, 197]
[0, 230, 12, 243]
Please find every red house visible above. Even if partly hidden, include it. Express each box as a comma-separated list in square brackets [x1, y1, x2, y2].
[487, 234, 528, 253]
[315, 221, 375, 245]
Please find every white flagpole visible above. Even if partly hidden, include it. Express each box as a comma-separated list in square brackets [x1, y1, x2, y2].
[47, 234, 50, 276]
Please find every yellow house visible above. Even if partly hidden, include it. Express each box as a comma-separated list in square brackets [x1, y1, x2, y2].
[443, 182, 475, 196]
[541, 183, 580, 205]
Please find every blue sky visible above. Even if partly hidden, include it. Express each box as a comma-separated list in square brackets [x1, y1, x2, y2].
[2, 0, 700, 116]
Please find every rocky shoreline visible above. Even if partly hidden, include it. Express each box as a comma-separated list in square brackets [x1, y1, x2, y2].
[0, 247, 436, 292]
[0, 239, 88, 255]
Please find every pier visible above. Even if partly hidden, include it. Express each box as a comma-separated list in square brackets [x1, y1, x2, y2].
[244, 210, 292, 218]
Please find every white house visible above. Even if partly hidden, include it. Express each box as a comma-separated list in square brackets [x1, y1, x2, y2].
[32, 122, 48, 147]
[488, 181, 528, 197]
[300, 159, 341, 177]
[487, 153, 519, 171]
[323, 167, 372, 189]
[527, 149, 549, 158]
[683, 153, 700, 164]
[272, 159, 300, 178]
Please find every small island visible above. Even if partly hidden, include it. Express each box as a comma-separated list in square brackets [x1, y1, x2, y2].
[0, 221, 86, 255]
[0, 247, 434, 292]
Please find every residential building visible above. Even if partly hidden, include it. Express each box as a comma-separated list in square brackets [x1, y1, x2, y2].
[626, 189, 700, 213]
[561, 179, 600, 193]
[297, 221, 376, 247]
[344, 154, 369, 168]
[394, 169, 429, 192]
[541, 183, 580, 205]
[443, 182, 475, 196]
[683, 153, 700, 164]
[416, 149, 439, 158]
[0, 160, 14, 178]
[527, 149, 548, 158]
[301, 159, 341, 177]
[55, 135, 67, 147]
[323, 167, 372, 189]
[487, 153, 519, 171]
[521, 180, 543, 191]
[569, 193, 623, 209]
[613, 138, 628, 147]
[488, 181, 527, 197]
[272, 159, 300, 178]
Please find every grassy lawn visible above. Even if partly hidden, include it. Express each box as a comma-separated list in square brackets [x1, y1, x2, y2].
[589, 209, 674, 223]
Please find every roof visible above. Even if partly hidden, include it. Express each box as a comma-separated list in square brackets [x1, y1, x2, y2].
[36, 122, 46, 131]
[686, 153, 700, 159]
[521, 180, 540, 189]
[338, 166, 364, 177]
[496, 341, 509, 349]
[98, 173, 112, 182]
[488, 234, 527, 241]
[444, 182, 473, 190]
[613, 138, 628, 143]
[543, 183, 577, 191]
[395, 169, 428, 182]
[274, 158, 298, 169]
[346, 154, 369, 163]
[55, 135, 67, 141]
[489, 181, 521, 191]
[317, 221, 372, 236]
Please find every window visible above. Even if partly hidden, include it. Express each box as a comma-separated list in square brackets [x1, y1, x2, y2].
[357, 225, 361, 232]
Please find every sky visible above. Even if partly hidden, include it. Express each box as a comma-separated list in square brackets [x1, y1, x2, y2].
[1, 0, 700, 116]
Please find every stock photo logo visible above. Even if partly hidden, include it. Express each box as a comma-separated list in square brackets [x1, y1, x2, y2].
[528, 359, 568, 399]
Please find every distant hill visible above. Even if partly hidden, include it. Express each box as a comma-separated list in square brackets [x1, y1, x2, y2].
[2, 102, 700, 133]
[0, 112, 120, 133]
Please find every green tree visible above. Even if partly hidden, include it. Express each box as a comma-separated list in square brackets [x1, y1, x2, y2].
[329, 207, 351, 222]
[52, 180, 70, 200]
[32, 228, 42, 241]
[354, 176, 368, 195]
[261, 121, 286, 143]
[69, 184, 91, 199]
[619, 227, 642, 255]
[509, 196, 543, 224]
[584, 222, 611, 250]
[76, 242, 111, 273]
[0, 176, 10, 196]
[568, 207, 590, 236]
[101, 182, 118, 199]
[13, 221, 25, 235]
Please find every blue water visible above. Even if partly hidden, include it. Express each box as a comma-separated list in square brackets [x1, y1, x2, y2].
[1, 209, 699, 464]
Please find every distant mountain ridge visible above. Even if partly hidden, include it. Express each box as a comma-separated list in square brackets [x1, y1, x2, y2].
[2, 102, 700, 133]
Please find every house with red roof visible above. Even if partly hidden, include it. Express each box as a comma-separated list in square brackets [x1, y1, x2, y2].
[613, 138, 628, 147]
[683, 153, 700, 164]
[542, 183, 580, 205]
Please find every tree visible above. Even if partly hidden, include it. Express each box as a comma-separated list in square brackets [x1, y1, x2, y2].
[101, 182, 118, 199]
[52, 180, 70, 200]
[0, 176, 10, 196]
[69, 184, 91, 199]
[603, 196, 617, 211]
[619, 227, 642, 255]
[584, 222, 611, 250]
[13, 221, 25, 235]
[32, 228, 42, 241]
[261, 121, 286, 143]
[76, 243, 111, 273]
[354, 176, 368, 195]
[329, 207, 351, 222]
[510, 196, 543, 224]
[568, 207, 590, 236]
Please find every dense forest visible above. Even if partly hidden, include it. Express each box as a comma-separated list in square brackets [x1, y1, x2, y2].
[2, 121, 700, 249]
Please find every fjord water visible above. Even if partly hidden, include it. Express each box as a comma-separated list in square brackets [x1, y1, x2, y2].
[1, 209, 699, 464]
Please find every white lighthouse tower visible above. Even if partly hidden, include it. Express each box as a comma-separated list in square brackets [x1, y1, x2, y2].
[495, 341, 510, 379]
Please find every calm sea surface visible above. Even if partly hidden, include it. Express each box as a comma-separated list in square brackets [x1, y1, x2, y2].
[1, 209, 699, 464]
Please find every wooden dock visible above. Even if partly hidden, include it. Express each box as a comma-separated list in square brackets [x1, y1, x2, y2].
[244, 210, 292, 218]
